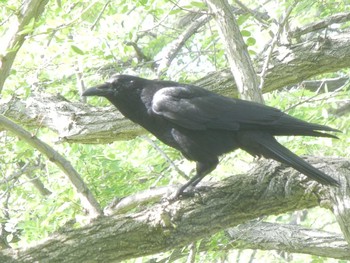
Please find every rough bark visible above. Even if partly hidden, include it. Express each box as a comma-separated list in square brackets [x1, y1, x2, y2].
[330, 162, 350, 245]
[290, 12, 350, 39]
[0, 93, 144, 144]
[150, 221, 350, 262]
[226, 221, 350, 259]
[0, 158, 348, 263]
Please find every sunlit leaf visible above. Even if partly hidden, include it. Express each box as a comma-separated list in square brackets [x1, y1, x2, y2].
[246, 37, 256, 46]
[70, 45, 85, 55]
[241, 30, 251, 37]
[191, 1, 206, 8]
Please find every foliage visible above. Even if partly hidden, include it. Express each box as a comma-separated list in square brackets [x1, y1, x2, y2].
[0, 0, 350, 261]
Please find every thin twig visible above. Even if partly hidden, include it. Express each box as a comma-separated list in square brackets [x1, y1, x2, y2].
[90, 0, 111, 31]
[285, 78, 348, 112]
[157, 14, 211, 77]
[139, 1, 179, 33]
[142, 136, 189, 180]
[168, 0, 208, 15]
[0, 162, 31, 185]
[75, 58, 86, 102]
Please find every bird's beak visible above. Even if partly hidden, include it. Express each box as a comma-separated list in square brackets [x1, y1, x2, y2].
[82, 83, 113, 97]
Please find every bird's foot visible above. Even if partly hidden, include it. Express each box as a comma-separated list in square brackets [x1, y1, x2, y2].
[167, 185, 197, 201]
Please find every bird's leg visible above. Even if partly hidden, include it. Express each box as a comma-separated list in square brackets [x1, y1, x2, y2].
[171, 159, 218, 199]
[173, 174, 204, 199]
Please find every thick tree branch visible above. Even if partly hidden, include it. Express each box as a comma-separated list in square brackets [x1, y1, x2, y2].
[290, 12, 350, 39]
[330, 167, 350, 245]
[226, 221, 350, 259]
[297, 77, 349, 92]
[0, 93, 144, 144]
[149, 220, 350, 262]
[0, 158, 347, 262]
[206, 0, 263, 103]
[0, 114, 102, 217]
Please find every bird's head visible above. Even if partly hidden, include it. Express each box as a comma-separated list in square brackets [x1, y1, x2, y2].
[82, 75, 142, 98]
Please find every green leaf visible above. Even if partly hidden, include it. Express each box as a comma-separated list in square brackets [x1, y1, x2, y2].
[241, 30, 251, 37]
[237, 14, 249, 25]
[191, 1, 206, 9]
[70, 45, 85, 55]
[169, 9, 182, 15]
[246, 37, 256, 46]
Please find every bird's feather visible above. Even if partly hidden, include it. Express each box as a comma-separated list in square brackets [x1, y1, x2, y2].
[152, 86, 338, 137]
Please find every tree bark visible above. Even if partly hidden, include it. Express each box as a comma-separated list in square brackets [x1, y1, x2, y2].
[0, 158, 348, 263]
[226, 221, 350, 259]
[206, 0, 263, 103]
[0, 93, 144, 144]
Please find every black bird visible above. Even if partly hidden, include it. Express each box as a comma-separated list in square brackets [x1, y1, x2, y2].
[83, 75, 339, 196]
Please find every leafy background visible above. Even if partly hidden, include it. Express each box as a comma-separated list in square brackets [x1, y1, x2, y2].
[1, 0, 350, 261]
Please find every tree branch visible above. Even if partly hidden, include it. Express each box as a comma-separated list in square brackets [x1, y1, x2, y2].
[0, 0, 49, 93]
[150, 220, 350, 262]
[290, 12, 350, 39]
[296, 77, 349, 92]
[330, 168, 350, 245]
[156, 14, 211, 76]
[226, 221, 350, 259]
[194, 31, 350, 96]
[0, 114, 102, 218]
[0, 157, 347, 262]
[332, 102, 350, 116]
[206, 0, 263, 103]
[0, 93, 144, 144]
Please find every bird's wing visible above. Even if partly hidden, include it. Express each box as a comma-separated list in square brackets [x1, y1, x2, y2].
[151, 86, 283, 131]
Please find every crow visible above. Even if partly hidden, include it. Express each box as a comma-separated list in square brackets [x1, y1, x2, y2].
[83, 75, 339, 197]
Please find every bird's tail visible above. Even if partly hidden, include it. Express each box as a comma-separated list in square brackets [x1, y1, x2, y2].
[242, 133, 339, 186]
